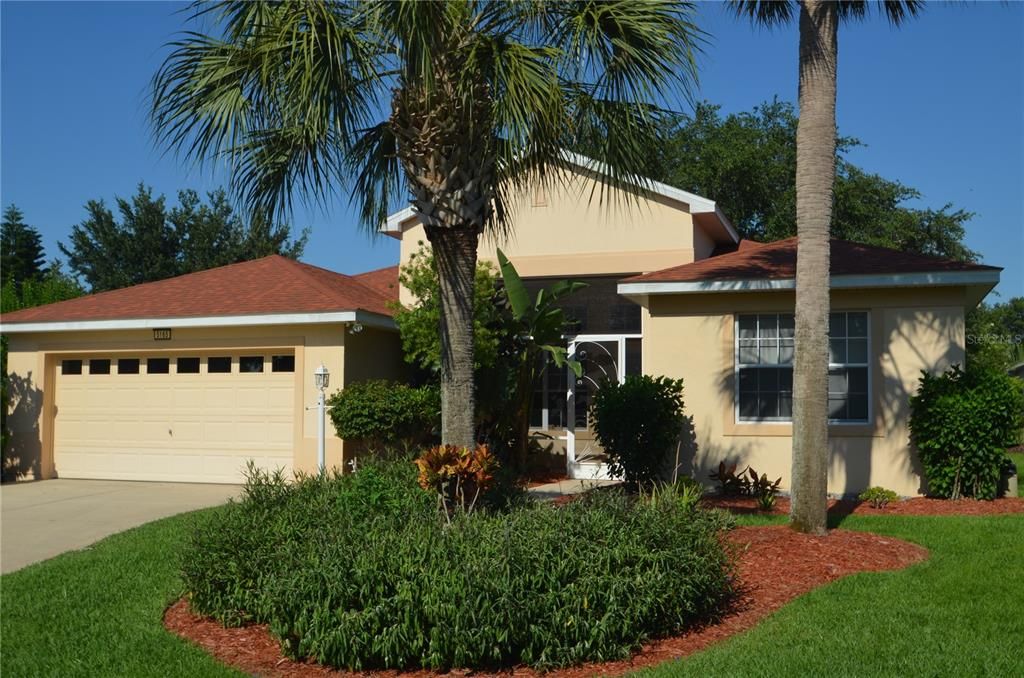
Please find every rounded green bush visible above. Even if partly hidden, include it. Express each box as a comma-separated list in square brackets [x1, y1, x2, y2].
[181, 462, 735, 671]
[909, 365, 1024, 500]
[327, 380, 440, 450]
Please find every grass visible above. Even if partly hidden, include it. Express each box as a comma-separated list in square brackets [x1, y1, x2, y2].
[2, 506, 1021, 677]
[1009, 452, 1024, 496]
[639, 512, 1024, 677]
[0, 509, 238, 678]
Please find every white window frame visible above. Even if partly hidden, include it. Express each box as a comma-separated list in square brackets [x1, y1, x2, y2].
[734, 311, 871, 425]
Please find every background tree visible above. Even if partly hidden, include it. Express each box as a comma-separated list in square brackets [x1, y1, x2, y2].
[649, 100, 977, 261]
[732, 0, 923, 535]
[1, 205, 46, 290]
[60, 184, 308, 292]
[967, 298, 1024, 372]
[151, 0, 704, 448]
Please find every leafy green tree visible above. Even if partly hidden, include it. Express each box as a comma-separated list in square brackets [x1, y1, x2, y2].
[650, 100, 976, 261]
[1, 260, 84, 314]
[732, 0, 923, 535]
[60, 184, 307, 292]
[967, 298, 1024, 371]
[1, 205, 46, 289]
[150, 0, 704, 448]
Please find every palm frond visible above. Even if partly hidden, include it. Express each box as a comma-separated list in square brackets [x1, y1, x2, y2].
[729, 1, 796, 27]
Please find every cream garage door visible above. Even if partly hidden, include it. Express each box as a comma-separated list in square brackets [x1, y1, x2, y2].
[53, 354, 295, 484]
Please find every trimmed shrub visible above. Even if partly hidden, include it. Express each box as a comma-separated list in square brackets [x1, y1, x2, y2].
[327, 380, 439, 451]
[909, 365, 1024, 500]
[181, 462, 735, 671]
[858, 486, 899, 509]
[589, 375, 688, 486]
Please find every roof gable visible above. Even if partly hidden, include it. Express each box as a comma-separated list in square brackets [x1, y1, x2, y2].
[1, 255, 394, 326]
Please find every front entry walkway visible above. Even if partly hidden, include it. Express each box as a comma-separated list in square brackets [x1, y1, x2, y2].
[0, 479, 239, 574]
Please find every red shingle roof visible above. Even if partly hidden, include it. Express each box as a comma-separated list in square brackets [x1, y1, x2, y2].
[351, 265, 400, 304]
[626, 237, 1000, 283]
[1, 255, 395, 325]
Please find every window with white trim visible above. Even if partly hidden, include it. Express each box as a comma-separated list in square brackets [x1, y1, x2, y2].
[736, 311, 869, 423]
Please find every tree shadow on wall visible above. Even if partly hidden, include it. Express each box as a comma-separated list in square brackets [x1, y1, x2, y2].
[2, 372, 43, 483]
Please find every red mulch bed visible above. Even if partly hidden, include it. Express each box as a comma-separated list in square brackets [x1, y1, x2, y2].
[164, 525, 926, 678]
[701, 495, 1024, 517]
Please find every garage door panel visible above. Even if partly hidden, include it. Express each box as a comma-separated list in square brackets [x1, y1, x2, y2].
[54, 353, 295, 483]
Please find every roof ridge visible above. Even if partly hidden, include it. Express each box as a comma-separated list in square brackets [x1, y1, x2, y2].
[285, 257, 393, 310]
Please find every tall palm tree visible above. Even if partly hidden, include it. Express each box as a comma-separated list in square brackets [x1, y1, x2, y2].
[731, 0, 921, 534]
[152, 0, 702, 449]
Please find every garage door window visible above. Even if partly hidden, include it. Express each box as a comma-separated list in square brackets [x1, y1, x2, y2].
[62, 360, 83, 375]
[147, 358, 170, 374]
[271, 355, 295, 372]
[176, 357, 200, 373]
[118, 358, 140, 374]
[89, 359, 111, 374]
[240, 356, 264, 373]
[208, 357, 231, 373]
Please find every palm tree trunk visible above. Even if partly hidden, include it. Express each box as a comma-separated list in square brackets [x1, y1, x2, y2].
[790, 0, 837, 536]
[428, 226, 480, 448]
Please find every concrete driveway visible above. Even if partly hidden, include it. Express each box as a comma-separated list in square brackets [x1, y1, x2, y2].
[0, 479, 240, 574]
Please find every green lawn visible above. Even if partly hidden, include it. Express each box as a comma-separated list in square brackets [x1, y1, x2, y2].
[639, 513, 1024, 677]
[0, 509, 239, 678]
[2, 508, 1022, 678]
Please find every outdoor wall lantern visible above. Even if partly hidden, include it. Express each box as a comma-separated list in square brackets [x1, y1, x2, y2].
[314, 364, 330, 473]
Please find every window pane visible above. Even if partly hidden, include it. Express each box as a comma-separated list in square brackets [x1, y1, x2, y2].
[829, 312, 847, 337]
[779, 393, 793, 418]
[758, 368, 779, 391]
[759, 393, 780, 418]
[208, 357, 231, 373]
[848, 367, 869, 394]
[738, 368, 758, 393]
[240, 356, 264, 373]
[848, 312, 869, 338]
[758, 315, 778, 339]
[147, 358, 170, 374]
[739, 340, 758, 364]
[177, 357, 200, 374]
[739, 392, 758, 418]
[848, 393, 869, 421]
[62, 360, 83, 375]
[625, 338, 642, 377]
[779, 339, 795, 364]
[738, 315, 757, 339]
[89, 359, 110, 375]
[779, 314, 795, 338]
[829, 338, 847, 364]
[828, 368, 847, 394]
[271, 355, 295, 373]
[760, 341, 780, 365]
[779, 367, 793, 390]
[847, 338, 868, 364]
[829, 396, 848, 420]
[118, 359, 140, 374]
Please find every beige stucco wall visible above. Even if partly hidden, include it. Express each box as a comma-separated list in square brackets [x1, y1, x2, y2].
[642, 286, 969, 497]
[397, 170, 709, 305]
[3, 322, 404, 482]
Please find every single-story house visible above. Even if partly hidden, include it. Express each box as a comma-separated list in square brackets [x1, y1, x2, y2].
[2, 157, 1001, 494]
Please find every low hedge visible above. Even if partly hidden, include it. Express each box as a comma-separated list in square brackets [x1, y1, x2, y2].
[182, 463, 735, 671]
[327, 380, 440, 451]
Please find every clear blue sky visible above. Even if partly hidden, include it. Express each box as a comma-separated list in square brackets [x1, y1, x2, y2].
[2, 1, 1021, 299]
